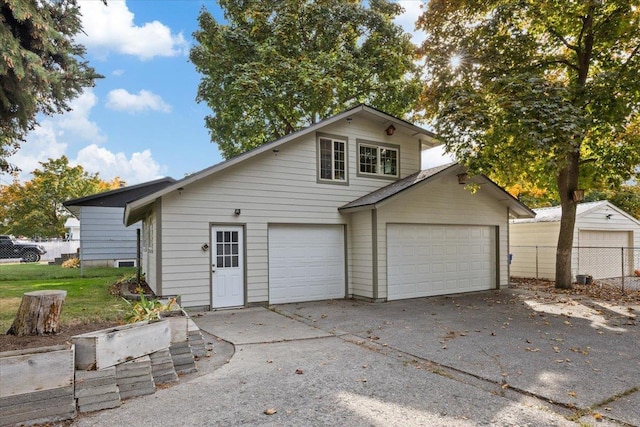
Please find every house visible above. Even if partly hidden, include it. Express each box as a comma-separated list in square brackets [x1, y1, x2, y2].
[124, 105, 534, 309]
[63, 178, 175, 267]
[510, 200, 640, 280]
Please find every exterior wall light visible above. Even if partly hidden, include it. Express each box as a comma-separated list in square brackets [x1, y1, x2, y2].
[385, 124, 396, 136]
[234, 209, 241, 216]
[457, 173, 468, 185]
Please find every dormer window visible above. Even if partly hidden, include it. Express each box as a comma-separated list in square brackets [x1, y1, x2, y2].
[357, 141, 399, 179]
[317, 134, 347, 184]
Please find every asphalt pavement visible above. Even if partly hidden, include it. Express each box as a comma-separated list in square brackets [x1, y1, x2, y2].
[73, 287, 639, 426]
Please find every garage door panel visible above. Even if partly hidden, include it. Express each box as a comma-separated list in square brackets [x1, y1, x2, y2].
[388, 224, 495, 300]
[269, 225, 345, 304]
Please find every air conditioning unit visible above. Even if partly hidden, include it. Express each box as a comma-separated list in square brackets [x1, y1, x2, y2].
[114, 259, 136, 268]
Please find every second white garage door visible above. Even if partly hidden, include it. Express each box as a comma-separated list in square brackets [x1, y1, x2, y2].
[269, 224, 345, 304]
[387, 224, 495, 300]
[578, 230, 632, 279]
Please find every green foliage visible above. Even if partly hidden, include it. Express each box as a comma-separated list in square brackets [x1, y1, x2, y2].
[585, 184, 640, 220]
[418, 0, 640, 189]
[190, 0, 422, 158]
[0, 0, 102, 173]
[0, 156, 108, 238]
[122, 292, 178, 323]
[417, 0, 640, 287]
[0, 264, 134, 331]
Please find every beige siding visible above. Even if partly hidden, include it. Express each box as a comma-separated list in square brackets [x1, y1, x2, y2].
[577, 207, 640, 248]
[157, 120, 424, 307]
[349, 210, 374, 299]
[509, 222, 559, 279]
[376, 169, 510, 299]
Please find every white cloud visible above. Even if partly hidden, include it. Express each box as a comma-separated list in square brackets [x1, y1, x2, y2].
[106, 89, 172, 113]
[8, 121, 68, 181]
[395, 1, 427, 45]
[56, 90, 106, 144]
[112, 69, 125, 76]
[75, 144, 164, 184]
[5, 88, 166, 185]
[77, 1, 188, 61]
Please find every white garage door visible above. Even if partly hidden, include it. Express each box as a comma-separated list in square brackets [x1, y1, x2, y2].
[387, 224, 495, 300]
[578, 230, 632, 279]
[269, 225, 345, 304]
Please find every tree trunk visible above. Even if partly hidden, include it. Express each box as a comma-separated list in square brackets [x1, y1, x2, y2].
[6, 290, 67, 336]
[555, 152, 580, 289]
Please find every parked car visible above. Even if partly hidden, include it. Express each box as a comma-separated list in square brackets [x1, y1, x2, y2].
[0, 235, 47, 262]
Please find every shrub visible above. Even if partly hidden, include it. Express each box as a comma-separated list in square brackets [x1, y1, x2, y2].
[122, 291, 179, 323]
[61, 257, 80, 268]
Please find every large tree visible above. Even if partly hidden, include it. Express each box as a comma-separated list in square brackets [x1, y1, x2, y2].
[0, 0, 101, 173]
[190, 0, 422, 158]
[417, 0, 640, 288]
[0, 156, 117, 238]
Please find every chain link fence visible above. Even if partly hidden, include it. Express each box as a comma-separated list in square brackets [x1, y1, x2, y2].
[510, 245, 640, 291]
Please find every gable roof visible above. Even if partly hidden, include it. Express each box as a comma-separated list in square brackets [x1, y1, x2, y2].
[64, 177, 176, 219]
[511, 200, 640, 225]
[339, 162, 535, 218]
[124, 104, 440, 226]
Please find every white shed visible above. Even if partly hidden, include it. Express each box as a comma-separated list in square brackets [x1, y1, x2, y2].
[510, 201, 640, 280]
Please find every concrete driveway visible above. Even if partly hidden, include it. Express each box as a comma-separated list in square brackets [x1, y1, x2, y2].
[75, 288, 638, 426]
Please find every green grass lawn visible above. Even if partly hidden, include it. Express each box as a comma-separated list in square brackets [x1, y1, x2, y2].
[0, 264, 135, 332]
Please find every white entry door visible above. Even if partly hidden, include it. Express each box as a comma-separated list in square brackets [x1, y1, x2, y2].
[211, 226, 244, 308]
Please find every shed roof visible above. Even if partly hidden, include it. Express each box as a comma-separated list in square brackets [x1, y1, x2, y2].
[511, 200, 640, 225]
[64, 177, 176, 219]
[339, 162, 535, 218]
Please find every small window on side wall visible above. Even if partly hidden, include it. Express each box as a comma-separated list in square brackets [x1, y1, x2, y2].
[357, 141, 399, 179]
[318, 135, 347, 184]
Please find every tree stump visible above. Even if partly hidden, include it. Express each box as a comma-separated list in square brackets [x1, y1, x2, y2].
[7, 290, 67, 336]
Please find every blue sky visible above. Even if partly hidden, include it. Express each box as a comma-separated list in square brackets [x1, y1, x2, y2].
[5, 0, 440, 185]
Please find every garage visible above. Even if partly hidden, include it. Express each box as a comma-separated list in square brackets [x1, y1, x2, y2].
[268, 224, 345, 304]
[578, 230, 632, 279]
[387, 224, 496, 300]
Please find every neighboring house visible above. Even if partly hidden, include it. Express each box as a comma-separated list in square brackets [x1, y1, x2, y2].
[64, 178, 176, 267]
[510, 200, 640, 280]
[124, 105, 534, 309]
[64, 217, 80, 241]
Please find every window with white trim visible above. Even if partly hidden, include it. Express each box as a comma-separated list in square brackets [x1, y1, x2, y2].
[318, 136, 346, 182]
[358, 142, 399, 178]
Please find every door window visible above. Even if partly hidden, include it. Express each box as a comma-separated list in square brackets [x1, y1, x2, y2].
[216, 230, 239, 268]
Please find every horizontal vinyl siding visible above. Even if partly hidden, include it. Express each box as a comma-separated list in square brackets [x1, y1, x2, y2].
[577, 207, 640, 248]
[159, 119, 424, 307]
[80, 206, 140, 261]
[509, 222, 560, 279]
[349, 210, 373, 299]
[376, 171, 509, 300]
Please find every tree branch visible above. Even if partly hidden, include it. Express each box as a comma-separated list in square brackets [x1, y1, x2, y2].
[546, 26, 578, 52]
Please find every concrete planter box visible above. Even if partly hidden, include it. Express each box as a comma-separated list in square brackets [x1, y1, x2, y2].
[72, 320, 171, 370]
[158, 310, 189, 344]
[0, 344, 76, 426]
